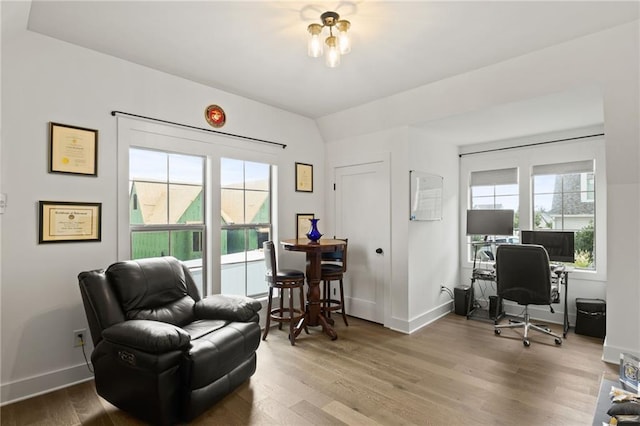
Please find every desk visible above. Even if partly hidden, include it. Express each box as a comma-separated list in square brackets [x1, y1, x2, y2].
[553, 266, 572, 337]
[467, 269, 504, 323]
[281, 238, 346, 341]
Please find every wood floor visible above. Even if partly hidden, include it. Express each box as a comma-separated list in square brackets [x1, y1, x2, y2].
[1, 313, 618, 425]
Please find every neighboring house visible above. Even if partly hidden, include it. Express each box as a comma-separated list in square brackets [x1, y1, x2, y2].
[548, 173, 595, 231]
[221, 180, 270, 257]
[130, 180, 270, 260]
[130, 181, 204, 259]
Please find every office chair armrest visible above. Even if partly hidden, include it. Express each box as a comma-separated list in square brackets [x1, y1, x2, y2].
[102, 320, 191, 354]
[195, 294, 262, 322]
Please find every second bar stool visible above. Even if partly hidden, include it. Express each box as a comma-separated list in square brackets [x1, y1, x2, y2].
[321, 238, 349, 326]
[262, 241, 307, 345]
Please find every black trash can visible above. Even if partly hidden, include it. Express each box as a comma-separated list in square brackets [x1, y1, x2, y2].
[454, 286, 473, 316]
[575, 298, 606, 338]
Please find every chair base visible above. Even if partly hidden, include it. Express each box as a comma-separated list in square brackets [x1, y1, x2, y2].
[494, 308, 562, 347]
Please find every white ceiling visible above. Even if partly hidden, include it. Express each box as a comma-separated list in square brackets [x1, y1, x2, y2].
[23, 1, 639, 142]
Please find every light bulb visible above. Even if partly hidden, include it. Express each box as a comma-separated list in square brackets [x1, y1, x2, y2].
[325, 35, 340, 68]
[336, 20, 351, 54]
[307, 23, 323, 58]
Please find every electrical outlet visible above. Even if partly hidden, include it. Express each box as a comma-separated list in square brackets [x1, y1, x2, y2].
[73, 328, 87, 347]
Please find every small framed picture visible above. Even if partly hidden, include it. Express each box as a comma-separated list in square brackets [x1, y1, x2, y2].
[296, 213, 315, 240]
[49, 122, 98, 176]
[295, 162, 313, 192]
[38, 201, 102, 243]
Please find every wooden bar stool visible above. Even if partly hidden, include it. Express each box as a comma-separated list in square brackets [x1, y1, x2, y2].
[321, 238, 349, 326]
[262, 241, 307, 345]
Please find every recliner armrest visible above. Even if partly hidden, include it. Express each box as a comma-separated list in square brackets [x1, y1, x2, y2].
[102, 320, 191, 354]
[195, 294, 262, 322]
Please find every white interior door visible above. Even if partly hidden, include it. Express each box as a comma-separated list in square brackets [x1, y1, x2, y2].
[334, 160, 389, 324]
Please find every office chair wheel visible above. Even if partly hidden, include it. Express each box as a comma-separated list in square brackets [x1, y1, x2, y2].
[494, 329, 501, 335]
[523, 339, 530, 347]
[555, 338, 562, 345]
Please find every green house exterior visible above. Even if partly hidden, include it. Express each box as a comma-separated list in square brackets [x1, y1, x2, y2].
[221, 196, 270, 256]
[129, 182, 204, 261]
[130, 181, 269, 261]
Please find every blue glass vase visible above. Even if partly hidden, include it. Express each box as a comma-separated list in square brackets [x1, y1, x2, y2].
[306, 218, 323, 242]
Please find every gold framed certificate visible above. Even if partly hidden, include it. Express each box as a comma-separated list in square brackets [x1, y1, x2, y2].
[49, 122, 98, 176]
[295, 162, 313, 192]
[38, 201, 102, 243]
[296, 213, 314, 240]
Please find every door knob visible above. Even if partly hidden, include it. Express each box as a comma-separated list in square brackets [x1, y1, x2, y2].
[375, 248, 383, 254]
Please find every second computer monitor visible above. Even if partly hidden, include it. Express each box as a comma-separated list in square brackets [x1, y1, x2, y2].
[520, 230, 575, 263]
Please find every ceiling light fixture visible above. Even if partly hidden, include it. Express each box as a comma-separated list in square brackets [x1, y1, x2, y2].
[307, 11, 351, 68]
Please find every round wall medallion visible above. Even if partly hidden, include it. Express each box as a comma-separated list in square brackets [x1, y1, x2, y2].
[205, 104, 226, 128]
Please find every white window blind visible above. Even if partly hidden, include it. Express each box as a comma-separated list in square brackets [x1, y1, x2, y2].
[532, 160, 594, 176]
[470, 168, 517, 186]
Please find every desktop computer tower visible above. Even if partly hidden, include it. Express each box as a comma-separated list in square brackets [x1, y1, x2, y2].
[454, 286, 473, 316]
[489, 295, 504, 320]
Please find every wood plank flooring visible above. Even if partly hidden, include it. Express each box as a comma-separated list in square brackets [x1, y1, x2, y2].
[1, 313, 618, 425]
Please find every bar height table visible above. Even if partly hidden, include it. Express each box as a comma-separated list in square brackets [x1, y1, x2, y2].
[281, 238, 346, 340]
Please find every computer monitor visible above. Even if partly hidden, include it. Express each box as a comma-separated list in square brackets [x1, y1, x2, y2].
[520, 230, 575, 263]
[466, 209, 514, 237]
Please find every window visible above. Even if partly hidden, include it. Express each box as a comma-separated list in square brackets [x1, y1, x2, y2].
[581, 172, 595, 202]
[129, 148, 206, 293]
[220, 158, 271, 297]
[461, 137, 604, 278]
[532, 160, 595, 269]
[470, 168, 519, 212]
[468, 168, 519, 261]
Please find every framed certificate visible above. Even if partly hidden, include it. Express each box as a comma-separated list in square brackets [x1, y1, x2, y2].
[49, 122, 98, 176]
[38, 201, 102, 243]
[295, 162, 313, 192]
[296, 213, 314, 240]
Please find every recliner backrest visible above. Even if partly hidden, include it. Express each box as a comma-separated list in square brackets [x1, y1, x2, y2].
[106, 256, 197, 326]
[496, 244, 552, 306]
[79, 268, 126, 347]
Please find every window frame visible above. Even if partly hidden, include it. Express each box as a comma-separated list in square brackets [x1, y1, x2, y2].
[220, 158, 273, 298]
[117, 117, 280, 297]
[128, 148, 207, 293]
[531, 160, 596, 270]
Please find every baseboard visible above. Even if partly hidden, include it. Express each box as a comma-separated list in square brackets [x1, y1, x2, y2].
[1, 363, 93, 406]
[387, 300, 454, 334]
[602, 337, 638, 365]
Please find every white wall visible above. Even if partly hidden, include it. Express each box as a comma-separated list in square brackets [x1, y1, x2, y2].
[322, 21, 640, 363]
[0, 3, 324, 403]
[407, 128, 459, 328]
[325, 126, 460, 333]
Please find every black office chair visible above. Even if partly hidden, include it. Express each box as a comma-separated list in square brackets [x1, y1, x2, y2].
[494, 244, 563, 347]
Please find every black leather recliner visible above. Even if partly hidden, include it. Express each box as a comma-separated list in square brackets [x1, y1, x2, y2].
[78, 256, 262, 425]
